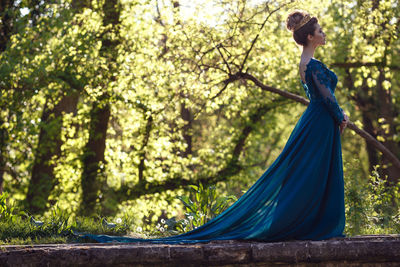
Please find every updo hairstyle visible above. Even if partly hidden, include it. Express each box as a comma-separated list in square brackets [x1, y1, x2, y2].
[286, 10, 318, 46]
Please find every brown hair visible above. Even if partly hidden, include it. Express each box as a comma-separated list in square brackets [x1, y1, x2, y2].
[286, 10, 318, 46]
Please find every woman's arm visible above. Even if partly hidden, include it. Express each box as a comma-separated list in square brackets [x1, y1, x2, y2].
[310, 64, 344, 125]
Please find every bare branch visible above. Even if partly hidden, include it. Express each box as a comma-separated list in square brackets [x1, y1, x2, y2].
[216, 44, 232, 74]
[239, 1, 291, 72]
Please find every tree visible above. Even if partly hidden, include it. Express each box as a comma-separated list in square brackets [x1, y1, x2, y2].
[0, 0, 20, 194]
[79, 0, 121, 216]
[25, 0, 90, 214]
[328, 0, 400, 184]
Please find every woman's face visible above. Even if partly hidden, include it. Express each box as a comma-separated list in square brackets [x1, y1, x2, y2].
[308, 23, 326, 46]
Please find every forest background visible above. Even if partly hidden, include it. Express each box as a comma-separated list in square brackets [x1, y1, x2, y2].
[0, 0, 399, 237]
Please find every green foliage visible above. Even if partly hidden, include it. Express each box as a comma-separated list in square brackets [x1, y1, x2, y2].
[0, 192, 17, 222]
[0, 0, 399, 238]
[345, 159, 400, 236]
[169, 183, 237, 233]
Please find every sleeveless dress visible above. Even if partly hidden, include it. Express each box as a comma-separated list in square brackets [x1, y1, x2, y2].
[84, 58, 346, 243]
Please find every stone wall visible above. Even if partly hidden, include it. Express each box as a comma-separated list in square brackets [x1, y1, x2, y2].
[0, 235, 399, 266]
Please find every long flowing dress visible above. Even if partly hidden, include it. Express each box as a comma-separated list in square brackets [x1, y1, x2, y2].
[84, 58, 346, 243]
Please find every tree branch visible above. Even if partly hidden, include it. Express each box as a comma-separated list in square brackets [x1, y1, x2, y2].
[216, 44, 232, 74]
[332, 62, 400, 70]
[239, 72, 400, 170]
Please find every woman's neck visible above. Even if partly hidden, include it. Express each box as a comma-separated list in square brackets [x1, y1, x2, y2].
[301, 44, 316, 60]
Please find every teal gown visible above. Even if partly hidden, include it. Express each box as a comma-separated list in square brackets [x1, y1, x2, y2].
[84, 58, 346, 243]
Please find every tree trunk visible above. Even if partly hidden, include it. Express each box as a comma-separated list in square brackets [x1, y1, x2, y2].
[0, 0, 17, 193]
[362, 114, 379, 173]
[376, 67, 400, 183]
[0, 117, 6, 194]
[25, 92, 79, 213]
[180, 100, 193, 157]
[79, 0, 120, 216]
[0, 0, 15, 51]
[138, 115, 153, 183]
[80, 101, 111, 216]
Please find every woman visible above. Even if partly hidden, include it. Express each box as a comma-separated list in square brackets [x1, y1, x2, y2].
[289, 11, 349, 134]
[85, 10, 349, 244]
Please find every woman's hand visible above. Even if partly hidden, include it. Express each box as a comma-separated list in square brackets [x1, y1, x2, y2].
[340, 112, 349, 134]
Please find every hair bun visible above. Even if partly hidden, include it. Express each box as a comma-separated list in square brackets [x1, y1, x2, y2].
[286, 10, 309, 32]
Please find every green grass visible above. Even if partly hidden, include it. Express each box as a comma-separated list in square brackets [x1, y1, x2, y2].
[0, 216, 133, 245]
[0, 199, 143, 245]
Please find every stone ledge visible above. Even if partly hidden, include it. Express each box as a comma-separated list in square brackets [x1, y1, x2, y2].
[0, 235, 399, 266]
